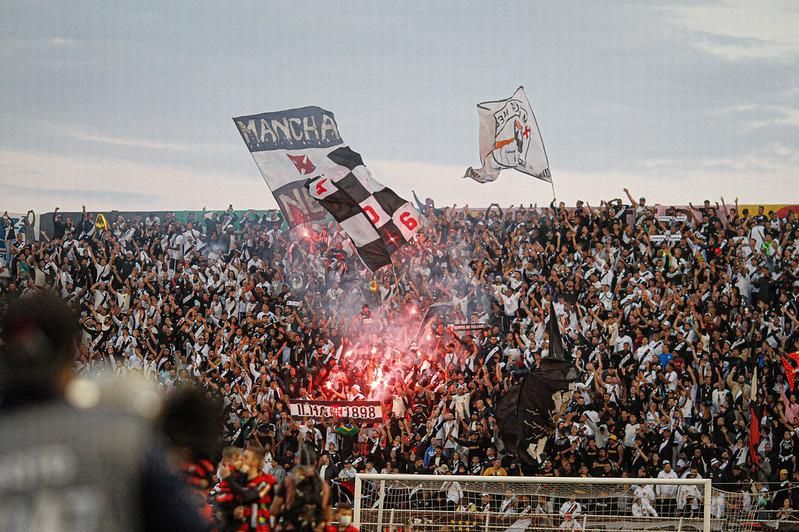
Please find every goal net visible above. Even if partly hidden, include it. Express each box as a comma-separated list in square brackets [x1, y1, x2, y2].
[353, 474, 756, 531]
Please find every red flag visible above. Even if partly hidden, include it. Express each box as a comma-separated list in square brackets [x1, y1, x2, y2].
[749, 405, 760, 465]
[784, 352, 799, 391]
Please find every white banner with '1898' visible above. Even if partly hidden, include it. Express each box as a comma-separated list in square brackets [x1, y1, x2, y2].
[289, 400, 382, 421]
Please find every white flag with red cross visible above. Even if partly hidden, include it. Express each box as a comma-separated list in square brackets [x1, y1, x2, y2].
[464, 86, 551, 184]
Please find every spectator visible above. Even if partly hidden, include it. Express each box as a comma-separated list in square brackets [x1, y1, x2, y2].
[3, 195, 799, 526]
[0, 291, 209, 531]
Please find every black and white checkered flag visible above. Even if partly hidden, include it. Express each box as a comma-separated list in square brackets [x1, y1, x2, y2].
[306, 146, 421, 271]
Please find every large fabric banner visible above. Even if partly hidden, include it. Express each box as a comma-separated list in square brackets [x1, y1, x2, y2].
[306, 147, 421, 271]
[233, 107, 340, 227]
[738, 204, 799, 218]
[464, 86, 551, 184]
[289, 400, 383, 421]
[497, 300, 577, 464]
[449, 322, 490, 333]
[496, 358, 578, 465]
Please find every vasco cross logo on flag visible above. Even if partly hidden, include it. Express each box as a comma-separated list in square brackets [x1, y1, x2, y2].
[287, 154, 316, 175]
[493, 98, 531, 170]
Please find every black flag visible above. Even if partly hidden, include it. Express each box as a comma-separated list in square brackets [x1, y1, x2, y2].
[495, 382, 523, 452]
[411, 303, 452, 347]
[548, 300, 567, 361]
[497, 299, 577, 464]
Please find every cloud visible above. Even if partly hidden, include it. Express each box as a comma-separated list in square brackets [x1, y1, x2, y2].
[49, 37, 77, 47]
[0, 149, 274, 213]
[3, 184, 155, 203]
[57, 126, 236, 153]
[665, 0, 799, 61]
[717, 104, 799, 130]
[371, 144, 799, 207]
[3, 144, 797, 215]
[629, 143, 799, 203]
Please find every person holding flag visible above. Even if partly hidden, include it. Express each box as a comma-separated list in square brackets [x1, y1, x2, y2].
[495, 297, 579, 465]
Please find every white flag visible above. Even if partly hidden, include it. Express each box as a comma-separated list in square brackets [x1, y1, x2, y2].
[464, 86, 551, 183]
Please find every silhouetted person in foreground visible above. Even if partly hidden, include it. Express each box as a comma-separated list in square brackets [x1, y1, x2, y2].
[0, 291, 209, 532]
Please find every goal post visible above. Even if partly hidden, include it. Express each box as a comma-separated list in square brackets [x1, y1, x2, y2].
[353, 473, 754, 531]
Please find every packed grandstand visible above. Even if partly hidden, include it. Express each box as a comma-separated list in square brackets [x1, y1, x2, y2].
[1, 192, 798, 529]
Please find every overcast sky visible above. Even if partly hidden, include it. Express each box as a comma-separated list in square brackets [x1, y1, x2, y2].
[1, 0, 797, 212]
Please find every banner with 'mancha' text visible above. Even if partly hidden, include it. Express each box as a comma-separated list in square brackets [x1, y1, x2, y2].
[233, 106, 341, 227]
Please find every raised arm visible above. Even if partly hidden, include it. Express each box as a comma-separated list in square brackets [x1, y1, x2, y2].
[623, 188, 639, 208]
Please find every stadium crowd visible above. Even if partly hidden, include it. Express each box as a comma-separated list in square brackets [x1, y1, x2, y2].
[2, 190, 799, 528]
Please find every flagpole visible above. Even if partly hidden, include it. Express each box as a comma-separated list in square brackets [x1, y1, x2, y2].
[391, 263, 402, 295]
[549, 178, 557, 203]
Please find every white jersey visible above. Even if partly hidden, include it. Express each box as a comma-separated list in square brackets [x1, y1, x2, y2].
[559, 500, 582, 520]
[559, 519, 583, 530]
